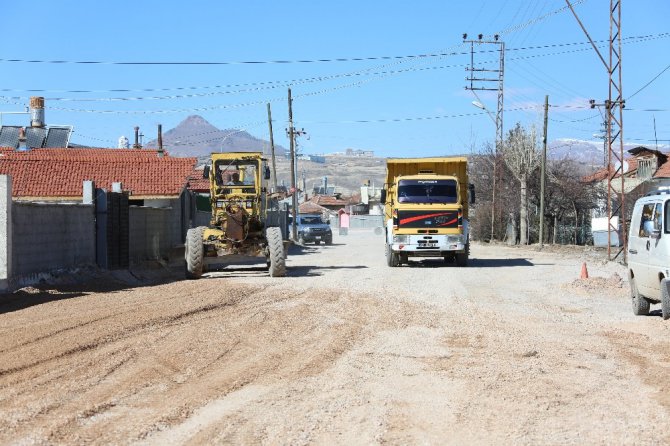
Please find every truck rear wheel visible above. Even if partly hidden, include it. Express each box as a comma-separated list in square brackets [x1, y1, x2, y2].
[185, 227, 205, 279]
[385, 243, 399, 267]
[267, 227, 286, 277]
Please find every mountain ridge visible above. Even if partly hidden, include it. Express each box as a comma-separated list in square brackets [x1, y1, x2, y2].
[144, 115, 287, 158]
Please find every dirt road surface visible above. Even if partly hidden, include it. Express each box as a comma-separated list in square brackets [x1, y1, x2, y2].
[2, 230, 670, 445]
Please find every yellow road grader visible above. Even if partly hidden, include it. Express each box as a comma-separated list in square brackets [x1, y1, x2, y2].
[185, 152, 287, 278]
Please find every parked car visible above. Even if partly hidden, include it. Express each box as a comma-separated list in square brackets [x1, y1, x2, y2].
[628, 188, 670, 319]
[295, 214, 332, 245]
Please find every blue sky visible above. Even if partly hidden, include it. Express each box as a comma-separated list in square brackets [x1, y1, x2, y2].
[1, 0, 669, 157]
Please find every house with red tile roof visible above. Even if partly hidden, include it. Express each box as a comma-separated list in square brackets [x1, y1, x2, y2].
[307, 194, 350, 211]
[0, 147, 196, 204]
[186, 166, 210, 194]
[584, 147, 670, 195]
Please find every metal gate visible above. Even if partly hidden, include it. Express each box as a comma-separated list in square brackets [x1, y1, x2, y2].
[95, 190, 129, 269]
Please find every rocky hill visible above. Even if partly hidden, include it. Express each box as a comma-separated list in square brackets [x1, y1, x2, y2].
[144, 115, 287, 158]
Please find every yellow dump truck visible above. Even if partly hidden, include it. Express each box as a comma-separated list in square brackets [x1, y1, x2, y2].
[381, 157, 474, 267]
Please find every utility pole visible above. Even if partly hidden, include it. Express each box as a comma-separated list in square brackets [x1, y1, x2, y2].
[463, 33, 505, 241]
[566, 0, 626, 262]
[287, 88, 298, 241]
[267, 103, 278, 190]
[540, 95, 549, 249]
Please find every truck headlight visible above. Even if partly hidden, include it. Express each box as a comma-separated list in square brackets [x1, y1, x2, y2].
[393, 235, 409, 243]
[447, 235, 464, 244]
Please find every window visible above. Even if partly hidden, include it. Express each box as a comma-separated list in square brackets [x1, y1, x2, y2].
[300, 216, 322, 224]
[215, 159, 258, 189]
[397, 179, 458, 204]
[639, 203, 659, 237]
[654, 203, 663, 233]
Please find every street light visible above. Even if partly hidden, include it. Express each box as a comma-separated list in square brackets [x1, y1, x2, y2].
[219, 129, 247, 152]
[471, 94, 499, 242]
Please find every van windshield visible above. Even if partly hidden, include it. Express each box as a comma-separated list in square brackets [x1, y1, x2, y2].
[397, 179, 458, 204]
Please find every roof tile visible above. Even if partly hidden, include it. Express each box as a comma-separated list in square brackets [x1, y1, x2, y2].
[0, 148, 196, 198]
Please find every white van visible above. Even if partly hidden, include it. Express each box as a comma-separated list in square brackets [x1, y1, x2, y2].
[628, 189, 670, 319]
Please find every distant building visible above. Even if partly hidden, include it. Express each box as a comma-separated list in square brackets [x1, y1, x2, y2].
[118, 136, 130, 149]
[308, 155, 326, 163]
[345, 148, 374, 157]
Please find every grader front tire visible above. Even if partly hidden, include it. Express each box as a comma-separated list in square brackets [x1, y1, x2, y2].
[267, 227, 286, 277]
[185, 227, 205, 280]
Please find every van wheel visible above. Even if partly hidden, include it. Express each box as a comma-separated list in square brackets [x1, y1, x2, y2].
[630, 275, 650, 316]
[661, 278, 670, 320]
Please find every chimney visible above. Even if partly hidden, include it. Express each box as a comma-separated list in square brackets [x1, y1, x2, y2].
[157, 124, 164, 158]
[29, 96, 45, 127]
[133, 126, 140, 149]
[323, 176, 328, 195]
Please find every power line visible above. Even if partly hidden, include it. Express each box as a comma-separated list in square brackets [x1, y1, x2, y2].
[627, 62, 670, 101]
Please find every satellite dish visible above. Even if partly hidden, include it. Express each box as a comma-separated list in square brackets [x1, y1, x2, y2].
[614, 160, 630, 174]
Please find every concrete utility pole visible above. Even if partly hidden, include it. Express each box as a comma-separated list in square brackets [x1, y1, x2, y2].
[267, 103, 278, 190]
[287, 89, 298, 241]
[540, 95, 549, 249]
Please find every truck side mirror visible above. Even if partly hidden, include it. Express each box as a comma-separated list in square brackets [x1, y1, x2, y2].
[264, 165, 271, 180]
[469, 183, 476, 204]
[203, 165, 210, 179]
[380, 189, 386, 204]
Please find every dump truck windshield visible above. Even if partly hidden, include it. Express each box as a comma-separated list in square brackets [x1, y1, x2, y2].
[397, 179, 457, 204]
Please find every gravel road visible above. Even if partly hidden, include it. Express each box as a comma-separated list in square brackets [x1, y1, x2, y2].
[1, 229, 670, 445]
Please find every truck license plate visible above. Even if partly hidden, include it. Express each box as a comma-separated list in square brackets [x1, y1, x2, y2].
[315, 236, 321, 240]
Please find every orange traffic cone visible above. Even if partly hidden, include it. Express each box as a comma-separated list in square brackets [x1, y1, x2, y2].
[580, 262, 589, 279]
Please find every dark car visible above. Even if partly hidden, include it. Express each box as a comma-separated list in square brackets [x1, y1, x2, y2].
[296, 214, 332, 245]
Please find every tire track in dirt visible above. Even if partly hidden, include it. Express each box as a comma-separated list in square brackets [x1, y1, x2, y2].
[602, 327, 670, 444]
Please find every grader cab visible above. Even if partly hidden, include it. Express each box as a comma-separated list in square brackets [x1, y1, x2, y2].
[185, 152, 287, 278]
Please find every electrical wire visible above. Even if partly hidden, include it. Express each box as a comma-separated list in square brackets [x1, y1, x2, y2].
[627, 62, 670, 101]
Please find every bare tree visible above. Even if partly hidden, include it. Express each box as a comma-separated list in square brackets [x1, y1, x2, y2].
[501, 123, 541, 245]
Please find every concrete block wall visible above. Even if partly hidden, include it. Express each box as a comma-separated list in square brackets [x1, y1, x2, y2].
[12, 202, 96, 277]
[129, 204, 182, 263]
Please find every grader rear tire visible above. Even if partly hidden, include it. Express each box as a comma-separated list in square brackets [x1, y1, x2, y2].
[267, 227, 286, 277]
[185, 227, 205, 280]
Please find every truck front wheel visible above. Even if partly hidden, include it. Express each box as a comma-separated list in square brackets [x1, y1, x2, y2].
[385, 243, 399, 267]
[455, 243, 469, 267]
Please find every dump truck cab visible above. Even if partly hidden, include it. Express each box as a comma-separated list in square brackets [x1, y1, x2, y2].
[382, 157, 473, 267]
